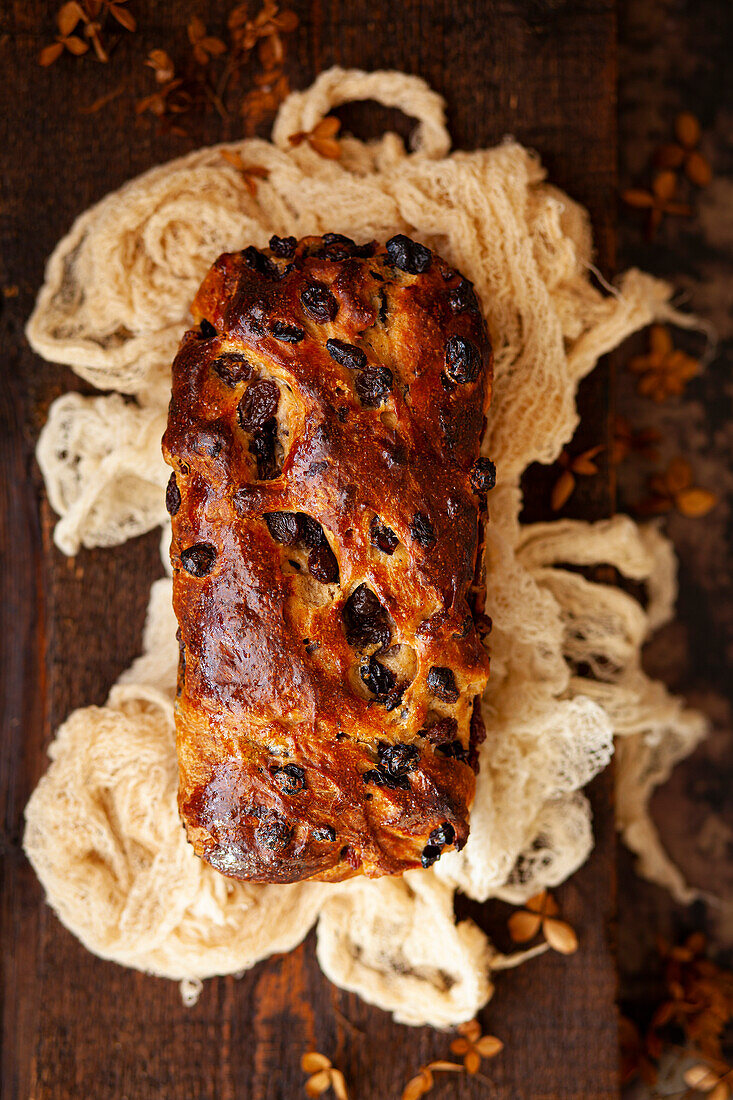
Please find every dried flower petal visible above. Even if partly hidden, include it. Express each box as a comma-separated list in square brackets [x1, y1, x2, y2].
[684, 1065, 721, 1090]
[686, 150, 713, 187]
[110, 3, 136, 31]
[676, 111, 701, 149]
[551, 469, 576, 511]
[622, 189, 655, 209]
[475, 1036, 504, 1057]
[464, 1050, 481, 1075]
[457, 1019, 481, 1042]
[64, 34, 89, 55]
[544, 918, 579, 954]
[302, 1053, 331, 1074]
[508, 909, 542, 942]
[402, 1069, 433, 1100]
[675, 487, 718, 518]
[330, 1069, 348, 1100]
[710, 1082, 731, 1100]
[39, 41, 65, 65]
[305, 1070, 332, 1098]
[58, 1, 84, 36]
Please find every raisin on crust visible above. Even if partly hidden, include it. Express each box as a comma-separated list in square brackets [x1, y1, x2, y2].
[162, 233, 493, 884]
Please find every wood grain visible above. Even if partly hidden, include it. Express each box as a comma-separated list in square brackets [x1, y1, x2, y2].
[0, 2, 619, 1097]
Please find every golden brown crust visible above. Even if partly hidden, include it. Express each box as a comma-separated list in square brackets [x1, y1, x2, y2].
[162, 233, 493, 883]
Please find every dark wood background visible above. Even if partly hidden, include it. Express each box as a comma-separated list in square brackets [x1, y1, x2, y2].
[0, 2, 622, 1097]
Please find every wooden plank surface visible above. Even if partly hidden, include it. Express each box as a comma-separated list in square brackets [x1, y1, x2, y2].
[0, 2, 619, 1097]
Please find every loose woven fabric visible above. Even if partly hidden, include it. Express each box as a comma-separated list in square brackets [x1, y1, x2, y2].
[24, 68, 706, 1026]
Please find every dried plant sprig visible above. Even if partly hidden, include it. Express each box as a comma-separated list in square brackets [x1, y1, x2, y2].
[508, 890, 579, 954]
[401, 1061, 462, 1100]
[301, 1053, 348, 1100]
[637, 457, 718, 519]
[220, 150, 270, 195]
[188, 15, 227, 66]
[551, 444, 604, 511]
[684, 1063, 733, 1099]
[612, 415, 661, 466]
[655, 111, 713, 187]
[450, 1020, 504, 1074]
[39, 0, 136, 66]
[627, 325, 700, 403]
[622, 170, 693, 239]
[289, 117, 342, 159]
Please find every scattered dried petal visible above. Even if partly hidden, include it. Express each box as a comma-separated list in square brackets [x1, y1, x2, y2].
[110, 3, 136, 31]
[551, 468, 576, 511]
[675, 487, 717, 518]
[508, 909, 542, 942]
[301, 1053, 331, 1074]
[676, 111, 701, 149]
[39, 41, 64, 65]
[57, 1, 84, 37]
[684, 1065, 720, 1090]
[544, 918, 579, 954]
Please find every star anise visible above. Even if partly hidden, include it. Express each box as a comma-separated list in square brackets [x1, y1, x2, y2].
[622, 170, 693, 239]
[401, 1062, 462, 1100]
[301, 1053, 348, 1100]
[289, 117, 342, 160]
[628, 325, 700, 403]
[551, 444, 604, 511]
[612, 415, 661, 465]
[450, 1021, 503, 1074]
[220, 149, 269, 195]
[637, 458, 717, 519]
[508, 890, 578, 954]
[655, 112, 713, 187]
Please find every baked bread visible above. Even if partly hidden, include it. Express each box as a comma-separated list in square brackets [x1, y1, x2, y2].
[162, 232, 493, 884]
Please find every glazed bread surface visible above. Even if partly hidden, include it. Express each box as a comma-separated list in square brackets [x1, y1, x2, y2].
[162, 232, 493, 883]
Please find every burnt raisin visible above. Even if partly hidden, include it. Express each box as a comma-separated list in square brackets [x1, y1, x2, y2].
[419, 716, 458, 744]
[370, 516, 398, 554]
[410, 512, 436, 547]
[265, 511, 301, 545]
[445, 335, 481, 384]
[355, 366, 392, 407]
[343, 584, 391, 650]
[377, 741, 419, 777]
[421, 844, 442, 868]
[165, 473, 181, 516]
[429, 822, 456, 847]
[249, 419, 279, 480]
[301, 281, 338, 323]
[360, 656, 396, 698]
[362, 767, 409, 792]
[447, 279, 479, 313]
[308, 543, 339, 584]
[298, 514, 325, 548]
[198, 318, 217, 339]
[385, 234, 432, 274]
[427, 666, 459, 703]
[436, 740, 467, 760]
[470, 457, 497, 493]
[321, 233, 358, 260]
[212, 352, 253, 386]
[271, 321, 304, 343]
[242, 245, 278, 279]
[238, 380, 280, 430]
[313, 824, 337, 842]
[326, 338, 367, 371]
[269, 234, 297, 258]
[271, 763, 306, 794]
[180, 542, 217, 577]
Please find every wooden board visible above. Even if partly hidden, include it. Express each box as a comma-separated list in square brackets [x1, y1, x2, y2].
[0, 2, 619, 1097]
